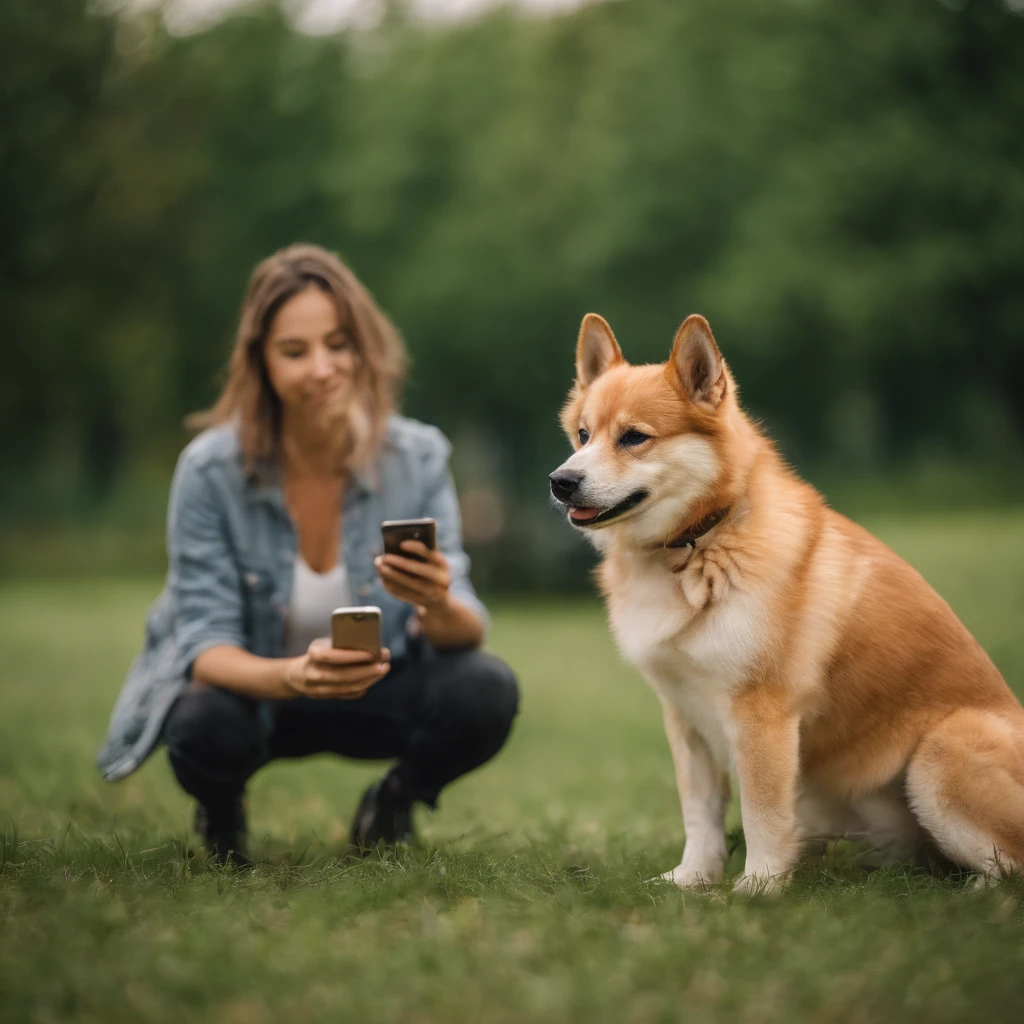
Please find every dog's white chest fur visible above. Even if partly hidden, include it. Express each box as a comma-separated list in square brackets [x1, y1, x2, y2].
[606, 551, 766, 767]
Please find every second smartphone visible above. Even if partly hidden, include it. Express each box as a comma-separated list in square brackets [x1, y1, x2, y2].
[381, 517, 436, 562]
[331, 606, 382, 660]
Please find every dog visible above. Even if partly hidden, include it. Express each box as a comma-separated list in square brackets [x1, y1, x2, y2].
[550, 312, 1024, 891]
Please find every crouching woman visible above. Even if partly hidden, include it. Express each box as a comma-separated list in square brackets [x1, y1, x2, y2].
[96, 243, 518, 863]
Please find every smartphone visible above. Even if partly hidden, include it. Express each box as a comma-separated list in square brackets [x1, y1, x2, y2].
[331, 606, 382, 660]
[381, 517, 437, 563]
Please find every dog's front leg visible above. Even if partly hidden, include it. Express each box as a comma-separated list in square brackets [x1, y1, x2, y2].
[660, 701, 731, 888]
[730, 689, 801, 894]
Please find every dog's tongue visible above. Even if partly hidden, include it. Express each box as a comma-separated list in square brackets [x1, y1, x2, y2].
[569, 507, 600, 522]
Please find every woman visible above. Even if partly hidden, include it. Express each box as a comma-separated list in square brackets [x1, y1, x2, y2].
[97, 243, 519, 864]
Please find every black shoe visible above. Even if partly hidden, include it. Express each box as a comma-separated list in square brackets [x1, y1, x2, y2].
[194, 796, 252, 867]
[349, 772, 415, 851]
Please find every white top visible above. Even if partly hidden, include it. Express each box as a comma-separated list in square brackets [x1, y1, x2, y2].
[284, 557, 352, 657]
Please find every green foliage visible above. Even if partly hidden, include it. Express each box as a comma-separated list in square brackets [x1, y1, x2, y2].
[3, 512, 1024, 1020]
[3, 1, 1023, 562]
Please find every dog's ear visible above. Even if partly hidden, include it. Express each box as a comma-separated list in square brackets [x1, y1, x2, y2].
[670, 315, 726, 407]
[576, 313, 623, 387]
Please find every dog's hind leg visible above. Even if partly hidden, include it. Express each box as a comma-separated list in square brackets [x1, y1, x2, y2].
[659, 701, 731, 888]
[906, 708, 1024, 881]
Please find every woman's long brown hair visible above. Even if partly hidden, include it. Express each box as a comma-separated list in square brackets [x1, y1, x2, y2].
[188, 243, 407, 474]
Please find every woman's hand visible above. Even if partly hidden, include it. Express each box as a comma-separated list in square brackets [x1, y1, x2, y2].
[375, 540, 451, 615]
[281, 638, 390, 700]
[375, 540, 485, 651]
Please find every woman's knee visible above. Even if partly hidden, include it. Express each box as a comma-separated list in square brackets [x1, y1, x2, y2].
[163, 684, 263, 778]
[482, 654, 520, 732]
[433, 650, 519, 740]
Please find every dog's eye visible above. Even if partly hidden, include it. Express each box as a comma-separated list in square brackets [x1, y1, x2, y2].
[577, 428, 590, 445]
[619, 429, 651, 447]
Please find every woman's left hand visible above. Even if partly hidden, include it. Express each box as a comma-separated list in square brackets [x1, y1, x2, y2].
[375, 540, 451, 615]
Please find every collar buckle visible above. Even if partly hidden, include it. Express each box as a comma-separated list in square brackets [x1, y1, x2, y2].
[664, 506, 731, 550]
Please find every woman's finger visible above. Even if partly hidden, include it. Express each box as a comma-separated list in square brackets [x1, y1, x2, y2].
[304, 668, 389, 699]
[334, 663, 390, 685]
[332, 673, 387, 698]
[398, 539, 449, 569]
[379, 575, 442, 607]
[335, 684, 372, 700]
[378, 562, 450, 599]
[337, 680, 380, 700]
[309, 645, 378, 666]
[309, 685, 374, 700]
[379, 565, 437, 597]
[307, 662, 390, 687]
[377, 552, 448, 586]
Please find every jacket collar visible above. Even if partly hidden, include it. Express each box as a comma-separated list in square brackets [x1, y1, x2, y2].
[245, 457, 378, 506]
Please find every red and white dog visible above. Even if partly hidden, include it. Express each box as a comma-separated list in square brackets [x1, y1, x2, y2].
[550, 312, 1024, 891]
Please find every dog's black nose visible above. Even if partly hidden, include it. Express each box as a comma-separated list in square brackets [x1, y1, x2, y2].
[549, 469, 583, 502]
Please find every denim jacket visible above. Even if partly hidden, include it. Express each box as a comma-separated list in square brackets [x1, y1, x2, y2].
[96, 416, 488, 782]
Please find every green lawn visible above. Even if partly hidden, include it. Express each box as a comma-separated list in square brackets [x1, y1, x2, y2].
[3, 512, 1024, 1023]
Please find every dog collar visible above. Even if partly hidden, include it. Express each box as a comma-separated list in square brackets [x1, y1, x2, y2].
[664, 507, 731, 549]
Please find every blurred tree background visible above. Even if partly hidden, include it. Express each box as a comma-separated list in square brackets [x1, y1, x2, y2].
[2, 0, 1023, 588]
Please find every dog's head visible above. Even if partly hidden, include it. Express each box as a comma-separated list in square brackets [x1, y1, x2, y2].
[550, 313, 740, 549]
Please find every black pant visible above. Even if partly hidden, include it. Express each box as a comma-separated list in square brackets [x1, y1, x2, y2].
[163, 645, 519, 813]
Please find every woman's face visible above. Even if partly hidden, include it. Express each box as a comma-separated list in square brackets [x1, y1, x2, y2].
[264, 285, 358, 425]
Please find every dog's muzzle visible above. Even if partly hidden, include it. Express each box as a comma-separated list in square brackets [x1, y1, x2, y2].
[549, 465, 649, 528]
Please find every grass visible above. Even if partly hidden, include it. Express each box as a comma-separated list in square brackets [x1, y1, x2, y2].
[3, 510, 1024, 1023]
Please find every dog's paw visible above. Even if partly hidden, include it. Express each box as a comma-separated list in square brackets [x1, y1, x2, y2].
[732, 871, 786, 897]
[655, 863, 723, 889]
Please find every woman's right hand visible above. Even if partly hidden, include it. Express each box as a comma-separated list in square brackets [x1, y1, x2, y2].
[281, 639, 390, 700]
